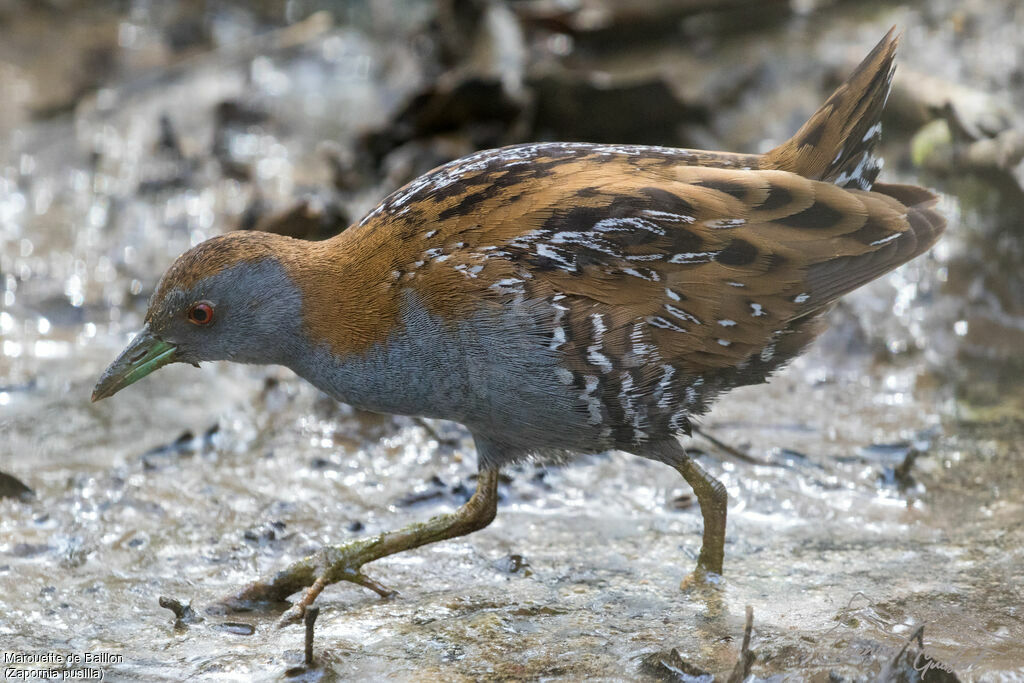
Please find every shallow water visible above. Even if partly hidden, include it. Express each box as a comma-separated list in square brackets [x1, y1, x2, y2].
[1, 1, 1023, 680]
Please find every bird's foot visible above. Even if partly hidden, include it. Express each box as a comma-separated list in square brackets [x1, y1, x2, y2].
[211, 470, 500, 626]
[214, 536, 397, 627]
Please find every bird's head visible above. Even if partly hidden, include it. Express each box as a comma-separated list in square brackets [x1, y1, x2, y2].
[92, 231, 305, 401]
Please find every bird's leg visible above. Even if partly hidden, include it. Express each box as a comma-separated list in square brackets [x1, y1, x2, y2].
[675, 456, 728, 587]
[219, 469, 500, 625]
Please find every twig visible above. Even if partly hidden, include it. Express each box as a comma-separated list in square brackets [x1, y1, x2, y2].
[692, 426, 779, 467]
[304, 606, 320, 667]
[726, 605, 755, 682]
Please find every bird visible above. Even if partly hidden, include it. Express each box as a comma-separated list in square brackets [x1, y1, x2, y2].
[92, 29, 944, 624]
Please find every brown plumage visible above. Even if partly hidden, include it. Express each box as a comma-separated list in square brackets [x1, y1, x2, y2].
[94, 29, 945, 622]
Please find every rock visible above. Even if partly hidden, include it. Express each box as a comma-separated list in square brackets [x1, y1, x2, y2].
[0, 471, 34, 500]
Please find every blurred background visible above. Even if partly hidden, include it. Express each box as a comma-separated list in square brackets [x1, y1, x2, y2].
[0, 0, 1021, 679]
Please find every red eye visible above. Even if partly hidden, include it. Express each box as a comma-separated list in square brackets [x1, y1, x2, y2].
[187, 302, 215, 325]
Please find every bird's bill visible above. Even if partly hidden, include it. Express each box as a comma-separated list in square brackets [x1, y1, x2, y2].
[91, 327, 177, 402]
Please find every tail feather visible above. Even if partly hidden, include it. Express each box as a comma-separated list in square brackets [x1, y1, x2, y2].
[804, 183, 945, 304]
[763, 27, 899, 190]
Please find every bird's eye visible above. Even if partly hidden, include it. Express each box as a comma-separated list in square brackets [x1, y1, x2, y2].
[187, 301, 215, 326]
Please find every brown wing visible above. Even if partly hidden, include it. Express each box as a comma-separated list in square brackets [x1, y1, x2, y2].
[400, 162, 939, 371]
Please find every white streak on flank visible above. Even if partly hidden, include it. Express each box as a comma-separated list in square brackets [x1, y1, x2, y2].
[619, 373, 641, 430]
[630, 323, 654, 359]
[685, 386, 697, 405]
[870, 231, 902, 246]
[750, 302, 765, 317]
[493, 278, 522, 288]
[424, 247, 444, 258]
[669, 251, 716, 264]
[669, 409, 687, 432]
[550, 301, 568, 350]
[435, 254, 450, 262]
[642, 209, 695, 224]
[552, 293, 566, 301]
[649, 316, 687, 333]
[536, 243, 576, 271]
[727, 281, 745, 288]
[665, 304, 700, 325]
[832, 148, 844, 165]
[550, 327, 566, 350]
[413, 260, 424, 268]
[624, 253, 664, 261]
[717, 339, 732, 347]
[582, 376, 602, 425]
[793, 292, 810, 304]
[593, 216, 665, 235]
[622, 268, 659, 282]
[424, 229, 438, 239]
[454, 242, 466, 248]
[665, 288, 681, 301]
[656, 364, 676, 408]
[862, 122, 882, 142]
[760, 344, 775, 362]
[555, 367, 575, 385]
[718, 319, 737, 327]
[704, 218, 746, 229]
[469, 265, 483, 275]
[588, 313, 613, 373]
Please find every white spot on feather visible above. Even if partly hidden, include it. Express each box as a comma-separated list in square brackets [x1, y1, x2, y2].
[704, 218, 746, 229]
[649, 316, 686, 333]
[642, 209, 694, 224]
[536, 243, 575, 271]
[593, 216, 664, 235]
[665, 304, 700, 325]
[622, 267, 660, 282]
[870, 232, 902, 246]
[669, 251, 716, 264]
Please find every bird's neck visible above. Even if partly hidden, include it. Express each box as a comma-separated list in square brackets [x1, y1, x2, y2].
[273, 227, 403, 359]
